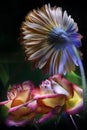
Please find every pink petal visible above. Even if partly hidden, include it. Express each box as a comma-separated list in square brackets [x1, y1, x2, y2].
[36, 106, 61, 123]
[51, 75, 74, 98]
[0, 100, 12, 109]
[6, 118, 28, 127]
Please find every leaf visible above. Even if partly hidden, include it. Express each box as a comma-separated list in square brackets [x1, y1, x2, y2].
[0, 106, 8, 122]
[65, 71, 82, 87]
[0, 64, 9, 86]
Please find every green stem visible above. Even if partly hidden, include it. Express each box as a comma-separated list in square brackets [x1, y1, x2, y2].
[73, 45, 87, 116]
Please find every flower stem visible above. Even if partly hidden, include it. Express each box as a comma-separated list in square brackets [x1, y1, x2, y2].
[69, 115, 78, 130]
[73, 45, 87, 116]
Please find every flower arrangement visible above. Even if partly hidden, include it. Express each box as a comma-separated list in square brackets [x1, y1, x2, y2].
[0, 3, 87, 130]
[20, 3, 87, 117]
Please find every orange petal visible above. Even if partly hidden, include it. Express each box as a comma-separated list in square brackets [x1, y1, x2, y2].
[7, 111, 36, 126]
[10, 106, 31, 117]
[11, 90, 30, 107]
[37, 101, 52, 114]
[38, 95, 66, 108]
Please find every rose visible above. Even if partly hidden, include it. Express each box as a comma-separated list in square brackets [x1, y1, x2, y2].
[0, 81, 36, 126]
[32, 75, 83, 123]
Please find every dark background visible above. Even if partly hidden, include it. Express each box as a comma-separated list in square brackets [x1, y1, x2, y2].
[0, 0, 87, 129]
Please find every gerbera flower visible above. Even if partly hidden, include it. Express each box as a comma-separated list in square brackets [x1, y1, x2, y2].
[20, 4, 82, 75]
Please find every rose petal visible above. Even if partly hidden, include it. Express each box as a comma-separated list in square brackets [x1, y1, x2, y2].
[6, 118, 28, 127]
[65, 85, 83, 114]
[52, 75, 74, 98]
[6, 112, 36, 126]
[10, 106, 30, 116]
[0, 100, 12, 109]
[36, 106, 62, 123]
[51, 80, 70, 96]
[11, 90, 30, 107]
[32, 88, 58, 99]
[38, 95, 66, 108]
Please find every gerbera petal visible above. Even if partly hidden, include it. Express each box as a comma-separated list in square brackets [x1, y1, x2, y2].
[58, 51, 67, 74]
[49, 51, 56, 75]
[29, 10, 48, 27]
[67, 46, 78, 66]
[25, 43, 45, 55]
[50, 50, 61, 75]
[44, 4, 54, 24]
[25, 22, 49, 33]
[72, 39, 82, 48]
[69, 33, 82, 39]
[60, 49, 75, 74]
[45, 4, 58, 26]
[66, 17, 78, 33]
[55, 7, 62, 25]
[23, 33, 47, 41]
[53, 50, 61, 74]
[32, 9, 52, 30]
[63, 10, 69, 28]
[38, 8, 53, 27]
[66, 49, 75, 71]
[37, 48, 54, 69]
[28, 44, 52, 60]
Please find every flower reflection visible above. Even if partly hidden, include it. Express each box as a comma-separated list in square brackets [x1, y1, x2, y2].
[0, 75, 83, 126]
[20, 4, 82, 75]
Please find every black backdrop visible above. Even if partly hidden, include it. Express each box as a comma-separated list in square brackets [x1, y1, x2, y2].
[0, 0, 87, 129]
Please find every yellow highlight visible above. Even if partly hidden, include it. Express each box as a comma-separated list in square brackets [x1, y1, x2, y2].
[42, 96, 66, 108]
[66, 91, 82, 109]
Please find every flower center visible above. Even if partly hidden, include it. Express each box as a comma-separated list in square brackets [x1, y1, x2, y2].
[48, 27, 71, 50]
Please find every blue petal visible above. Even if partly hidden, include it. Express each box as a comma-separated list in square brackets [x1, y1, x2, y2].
[69, 33, 82, 48]
[58, 50, 67, 74]
[72, 40, 81, 48]
[67, 46, 78, 66]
